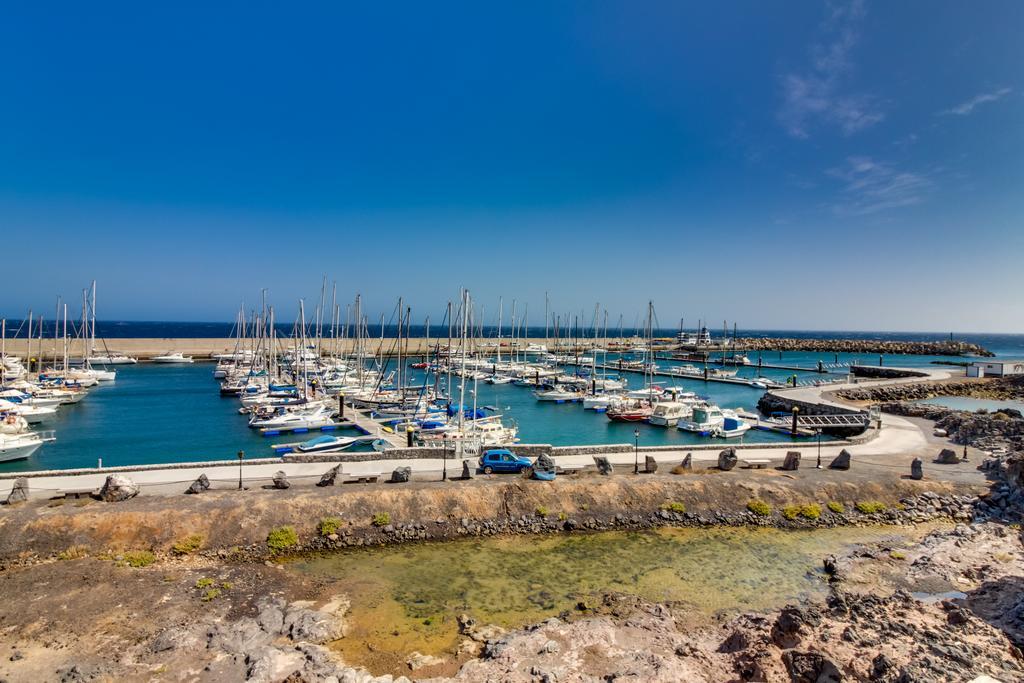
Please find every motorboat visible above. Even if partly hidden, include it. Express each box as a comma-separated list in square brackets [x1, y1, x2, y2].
[606, 400, 653, 422]
[248, 404, 332, 429]
[40, 369, 99, 388]
[153, 352, 194, 363]
[677, 405, 725, 434]
[534, 387, 584, 402]
[485, 375, 514, 385]
[649, 401, 692, 427]
[0, 430, 54, 463]
[87, 353, 138, 365]
[284, 434, 372, 454]
[626, 385, 664, 400]
[0, 389, 62, 409]
[712, 416, 752, 438]
[0, 399, 57, 425]
[583, 393, 622, 411]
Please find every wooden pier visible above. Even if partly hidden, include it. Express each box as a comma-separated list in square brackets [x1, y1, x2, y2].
[338, 403, 410, 449]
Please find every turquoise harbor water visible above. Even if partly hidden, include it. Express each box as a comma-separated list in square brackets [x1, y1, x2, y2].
[4, 342, 1019, 473]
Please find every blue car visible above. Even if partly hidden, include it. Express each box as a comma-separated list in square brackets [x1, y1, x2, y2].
[478, 448, 532, 474]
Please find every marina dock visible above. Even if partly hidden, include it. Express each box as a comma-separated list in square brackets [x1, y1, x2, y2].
[562, 360, 844, 390]
[339, 404, 410, 449]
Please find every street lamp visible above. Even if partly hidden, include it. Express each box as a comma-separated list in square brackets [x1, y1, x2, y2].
[815, 430, 822, 469]
[633, 428, 640, 474]
[237, 450, 245, 489]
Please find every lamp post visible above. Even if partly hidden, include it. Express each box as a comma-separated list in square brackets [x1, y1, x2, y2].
[815, 430, 822, 469]
[633, 428, 640, 474]
[237, 450, 245, 489]
[442, 435, 448, 481]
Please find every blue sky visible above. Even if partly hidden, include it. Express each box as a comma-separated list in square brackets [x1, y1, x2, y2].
[2, 1, 1022, 332]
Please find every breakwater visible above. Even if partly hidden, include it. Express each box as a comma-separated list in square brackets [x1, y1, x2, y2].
[0, 335, 995, 360]
[734, 337, 993, 357]
[837, 374, 1024, 403]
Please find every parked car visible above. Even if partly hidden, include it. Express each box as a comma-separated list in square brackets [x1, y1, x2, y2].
[478, 448, 532, 474]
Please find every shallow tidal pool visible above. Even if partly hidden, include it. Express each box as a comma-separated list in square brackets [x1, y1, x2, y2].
[292, 524, 936, 672]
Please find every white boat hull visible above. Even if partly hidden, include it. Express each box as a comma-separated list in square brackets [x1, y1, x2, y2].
[0, 436, 44, 462]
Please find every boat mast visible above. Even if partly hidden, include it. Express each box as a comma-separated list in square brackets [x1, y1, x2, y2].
[90, 281, 97, 360]
[544, 291, 549, 351]
[62, 303, 69, 375]
[397, 297, 404, 395]
[496, 297, 502, 367]
[458, 289, 468, 434]
[25, 311, 33, 376]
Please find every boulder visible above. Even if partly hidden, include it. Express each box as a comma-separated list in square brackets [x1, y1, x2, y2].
[828, 449, 852, 470]
[407, 651, 446, 671]
[150, 626, 202, 653]
[533, 452, 557, 475]
[317, 465, 341, 487]
[257, 598, 286, 635]
[282, 607, 341, 643]
[771, 605, 820, 649]
[245, 646, 304, 683]
[185, 474, 210, 495]
[717, 448, 738, 471]
[5, 477, 28, 504]
[910, 458, 923, 480]
[461, 459, 474, 479]
[782, 451, 801, 471]
[207, 617, 272, 655]
[781, 650, 842, 683]
[593, 456, 613, 475]
[390, 466, 412, 483]
[644, 455, 658, 473]
[935, 448, 960, 465]
[272, 471, 290, 489]
[98, 474, 139, 502]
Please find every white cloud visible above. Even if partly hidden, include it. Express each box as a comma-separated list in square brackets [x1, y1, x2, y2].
[940, 87, 1013, 116]
[778, 0, 884, 138]
[826, 156, 931, 215]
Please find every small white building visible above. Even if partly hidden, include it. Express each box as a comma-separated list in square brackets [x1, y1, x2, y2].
[968, 360, 1024, 378]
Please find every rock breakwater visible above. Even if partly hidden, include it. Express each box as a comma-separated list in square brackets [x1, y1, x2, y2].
[838, 375, 1024, 403]
[735, 337, 993, 357]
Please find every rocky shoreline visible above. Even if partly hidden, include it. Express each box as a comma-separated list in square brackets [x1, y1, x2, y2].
[734, 337, 993, 357]
[837, 374, 1024, 404]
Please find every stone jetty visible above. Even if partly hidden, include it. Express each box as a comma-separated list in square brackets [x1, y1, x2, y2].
[735, 337, 992, 357]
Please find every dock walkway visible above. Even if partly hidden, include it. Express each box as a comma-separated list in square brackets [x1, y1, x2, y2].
[341, 405, 409, 449]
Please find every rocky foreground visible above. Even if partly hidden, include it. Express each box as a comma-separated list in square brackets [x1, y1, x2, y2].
[734, 338, 993, 357]
[434, 522, 1023, 683]
[0, 448, 1022, 681]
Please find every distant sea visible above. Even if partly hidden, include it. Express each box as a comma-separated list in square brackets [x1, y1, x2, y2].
[4, 320, 1023, 358]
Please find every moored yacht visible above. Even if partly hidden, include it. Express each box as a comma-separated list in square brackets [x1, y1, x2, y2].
[153, 352, 194, 363]
[677, 404, 725, 434]
[0, 431, 54, 463]
[649, 401, 692, 427]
